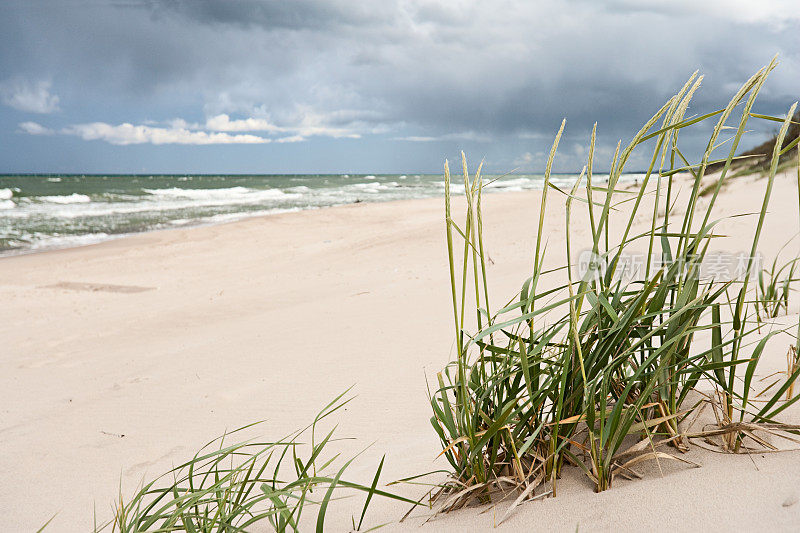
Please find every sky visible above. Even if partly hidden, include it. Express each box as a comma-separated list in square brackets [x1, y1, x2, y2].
[0, 0, 798, 174]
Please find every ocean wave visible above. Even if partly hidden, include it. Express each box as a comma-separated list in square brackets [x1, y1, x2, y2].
[143, 186, 298, 202]
[29, 232, 112, 250]
[349, 182, 399, 192]
[485, 177, 538, 189]
[434, 175, 591, 192]
[0, 186, 305, 219]
[38, 193, 92, 204]
[143, 186, 251, 198]
[434, 181, 467, 193]
[205, 207, 302, 224]
[0, 187, 15, 209]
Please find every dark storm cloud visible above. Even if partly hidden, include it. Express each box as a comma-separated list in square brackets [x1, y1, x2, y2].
[1, 0, 798, 171]
[147, 0, 383, 31]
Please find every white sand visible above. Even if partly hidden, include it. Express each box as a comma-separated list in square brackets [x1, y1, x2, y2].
[2, 169, 800, 531]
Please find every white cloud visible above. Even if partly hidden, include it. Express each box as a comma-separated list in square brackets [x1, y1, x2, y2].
[18, 117, 339, 145]
[394, 131, 491, 142]
[203, 97, 373, 138]
[205, 113, 282, 133]
[0, 79, 60, 113]
[165, 118, 198, 130]
[275, 135, 306, 143]
[204, 109, 363, 139]
[18, 121, 54, 135]
[61, 122, 271, 145]
[278, 107, 364, 139]
[395, 136, 437, 142]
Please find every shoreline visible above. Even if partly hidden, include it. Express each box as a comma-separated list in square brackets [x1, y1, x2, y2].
[0, 172, 637, 259]
[0, 205, 308, 259]
[0, 194, 429, 260]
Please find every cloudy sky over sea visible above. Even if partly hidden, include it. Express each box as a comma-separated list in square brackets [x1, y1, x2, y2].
[1, 0, 798, 173]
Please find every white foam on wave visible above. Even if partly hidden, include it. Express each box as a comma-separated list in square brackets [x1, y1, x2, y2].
[350, 183, 385, 193]
[144, 186, 251, 198]
[143, 186, 298, 202]
[47, 177, 62, 182]
[0, 199, 15, 210]
[435, 181, 466, 194]
[287, 185, 310, 193]
[434, 176, 559, 192]
[38, 193, 92, 204]
[349, 182, 399, 192]
[29, 232, 112, 250]
[0, 186, 305, 219]
[364, 175, 376, 180]
[142, 186, 301, 208]
[0, 188, 13, 200]
[205, 207, 302, 224]
[485, 177, 538, 189]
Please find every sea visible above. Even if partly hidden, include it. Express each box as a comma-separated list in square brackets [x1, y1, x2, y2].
[0, 172, 640, 255]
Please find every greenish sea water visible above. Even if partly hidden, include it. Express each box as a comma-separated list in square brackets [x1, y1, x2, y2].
[0, 172, 639, 254]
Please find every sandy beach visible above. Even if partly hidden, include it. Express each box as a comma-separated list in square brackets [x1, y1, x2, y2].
[3, 2, 799, 530]
[2, 168, 800, 531]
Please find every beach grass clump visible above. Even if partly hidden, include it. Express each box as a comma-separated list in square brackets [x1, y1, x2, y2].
[429, 57, 800, 517]
[99, 391, 416, 532]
